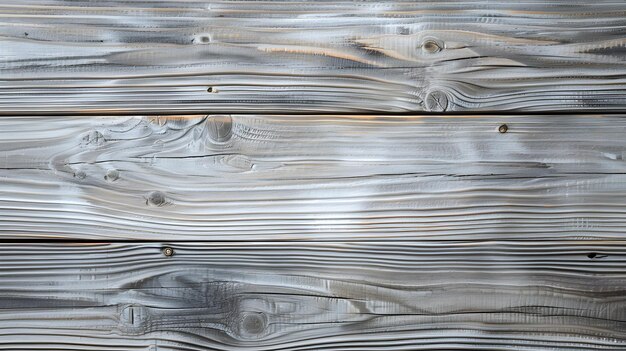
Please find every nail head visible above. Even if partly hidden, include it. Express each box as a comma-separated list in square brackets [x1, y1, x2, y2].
[162, 247, 174, 257]
[498, 124, 508, 133]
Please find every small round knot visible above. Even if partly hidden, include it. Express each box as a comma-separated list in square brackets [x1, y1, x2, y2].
[421, 38, 442, 54]
[207, 115, 233, 143]
[73, 171, 86, 180]
[147, 191, 167, 207]
[104, 169, 119, 182]
[498, 124, 508, 133]
[81, 130, 105, 147]
[238, 312, 266, 338]
[425, 90, 449, 112]
[194, 35, 211, 44]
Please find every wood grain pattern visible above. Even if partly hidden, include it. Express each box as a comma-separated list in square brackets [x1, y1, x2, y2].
[1, 241, 625, 350]
[1, 114, 626, 240]
[2, 1, 626, 113]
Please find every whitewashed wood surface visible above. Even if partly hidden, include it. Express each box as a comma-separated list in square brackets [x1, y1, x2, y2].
[2, 1, 626, 349]
[2, 1, 626, 113]
[1, 241, 625, 350]
[0, 114, 625, 241]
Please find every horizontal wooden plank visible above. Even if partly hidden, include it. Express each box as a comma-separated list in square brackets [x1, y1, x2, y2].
[2, 1, 626, 113]
[1, 114, 626, 240]
[1, 241, 625, 350]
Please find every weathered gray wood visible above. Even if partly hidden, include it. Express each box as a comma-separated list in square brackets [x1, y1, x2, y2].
[2, 1, 626, 113]
[1, 114, 626, 240]
[1, 241, 625, 350]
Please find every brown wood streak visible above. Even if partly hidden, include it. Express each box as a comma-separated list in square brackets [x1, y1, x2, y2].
[0, 241, 625, 350]
[0, 114, 626, 240]
[1, 1, 626, 113]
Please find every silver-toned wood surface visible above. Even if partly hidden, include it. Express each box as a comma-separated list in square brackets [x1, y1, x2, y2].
[1, 241, 625, 350]
[2, 1, 626, 113]
[1, 114, 625, 240]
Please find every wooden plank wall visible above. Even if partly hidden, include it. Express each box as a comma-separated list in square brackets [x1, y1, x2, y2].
[2, 1, 626, 350]
[1, 114, 626, 241]
[1, 242, 626, 350]
[2, 1, 626, 113]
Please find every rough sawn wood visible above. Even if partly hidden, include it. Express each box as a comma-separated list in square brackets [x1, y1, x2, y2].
[2, 1, 626, 113]
[0, 114, 625, 241]
[0, 241, 625, 350]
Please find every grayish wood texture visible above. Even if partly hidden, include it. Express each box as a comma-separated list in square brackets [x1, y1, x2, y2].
[2, 1, 626, 113]
[1, 241, 625, 350]
[2, 1, 624, 349]
[1, 114, 625, 240]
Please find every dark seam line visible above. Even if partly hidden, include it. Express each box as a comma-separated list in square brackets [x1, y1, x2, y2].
[0, 238, 620, 244]
[1, 110, 626, 117]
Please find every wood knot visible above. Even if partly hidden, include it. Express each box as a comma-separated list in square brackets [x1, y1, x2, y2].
[73, 171, 86, 180]
[207, 115, 233, 143]
[237, 312, 267, 339]
[104, 169, 119, 182]
[146, 191, 167, 207]
[425, 90, 449, 112]
[421, 38, 442, 54]
[194, 35, 211, 44]
[81, 130, 105, 147]
[119, 305, 149, 334]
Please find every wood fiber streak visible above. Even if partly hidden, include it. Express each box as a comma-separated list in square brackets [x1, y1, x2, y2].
[1, 241, 625, 350]
[1, 114, 626, 240]
[2, 1, 626, 113]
